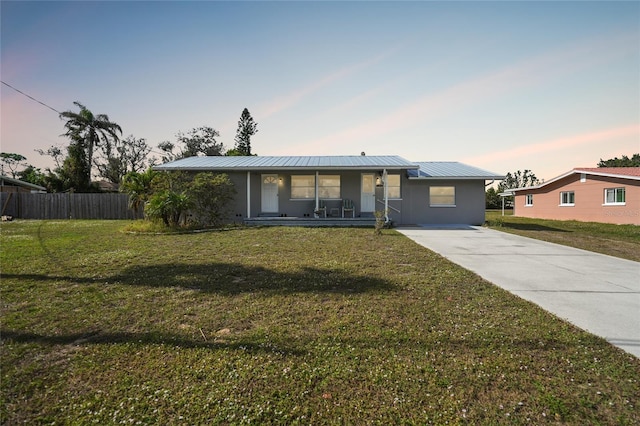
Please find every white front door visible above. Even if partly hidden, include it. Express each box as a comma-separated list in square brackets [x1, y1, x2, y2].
[361, 173, 376, 213]
[261, 174, 279, 213]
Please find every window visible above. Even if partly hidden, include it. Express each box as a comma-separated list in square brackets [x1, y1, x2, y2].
[604, 187, 625, 205]
[386, 174, 401, 199]
[560, 191, 575, 206]
[291, 175, 341, 199]
[525, 194, 533, 206]
[318, 175, 340, 199]
[291, 175, 315, 199]
[430, 186, 455, 206]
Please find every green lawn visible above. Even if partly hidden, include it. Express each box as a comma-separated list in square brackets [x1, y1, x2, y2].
[485, 210, 640, 262]
[2, 221, 639, 424]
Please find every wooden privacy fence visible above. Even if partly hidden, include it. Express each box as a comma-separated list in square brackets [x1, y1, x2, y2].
[1, 193, 142, 220]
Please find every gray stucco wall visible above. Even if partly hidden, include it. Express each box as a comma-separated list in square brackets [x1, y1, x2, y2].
[400, 179, 486, 225]
[223, 172, 487, 225]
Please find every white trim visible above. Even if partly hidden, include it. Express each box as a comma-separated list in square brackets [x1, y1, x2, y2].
[383, 168, 389, 222]
[315, 171, 319, 210]
[511, 169, 640, 192]
[559, 191, 575, 206]
[246, 171, 251, 218]
[604, 187, 626, 205]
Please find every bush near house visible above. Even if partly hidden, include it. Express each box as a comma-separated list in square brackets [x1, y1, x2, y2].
[121, 170, 236, 228]
[2, 221, 639, 424]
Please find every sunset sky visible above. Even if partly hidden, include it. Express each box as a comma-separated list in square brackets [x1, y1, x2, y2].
[2, 1, 638, 182]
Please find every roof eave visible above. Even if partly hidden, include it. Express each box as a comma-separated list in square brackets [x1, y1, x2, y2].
[154, 165, 419, 172]
[573, 169, 640, 181]
[408, 175, 505, 180]
[510, 169, 640, 192]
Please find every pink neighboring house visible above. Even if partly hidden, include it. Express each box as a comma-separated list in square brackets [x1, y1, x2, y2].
[509, 167, 640, 225]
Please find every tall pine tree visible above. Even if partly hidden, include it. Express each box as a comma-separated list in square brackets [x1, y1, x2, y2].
[230, 108, 258, 156]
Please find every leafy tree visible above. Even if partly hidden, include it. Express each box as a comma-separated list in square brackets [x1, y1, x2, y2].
[229, 108, 258, 156]
[158, 127, 225, 162]
[598, 154, 640, 167]
[17, 166, 46, 187]
[120, 168, 157, 218]
[57, 141, 99, 192]
[157, 141, 177, 163]
[60, 101, 122, 182]
[36, 146, 65, 170]
[96, 135, 154, 184]
[0, 153, 27, 177]
[485, 187, 501, 209]
[497, 169, 539, 192]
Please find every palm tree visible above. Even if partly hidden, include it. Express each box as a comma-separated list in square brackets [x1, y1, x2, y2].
[60, 101, 122, 181]
[120, 168, 157, 218]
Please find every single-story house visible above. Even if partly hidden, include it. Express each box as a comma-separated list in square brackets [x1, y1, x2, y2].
[507, 167, 640, 225]
[154, 155, 503, 226]
[0, 175, 46, 193]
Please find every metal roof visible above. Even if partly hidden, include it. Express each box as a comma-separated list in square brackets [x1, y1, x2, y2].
[154, 155, 419, 171]
[407, 162, 504, 180]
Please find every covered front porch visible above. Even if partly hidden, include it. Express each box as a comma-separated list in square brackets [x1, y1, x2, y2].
[244, 169, 400, 223]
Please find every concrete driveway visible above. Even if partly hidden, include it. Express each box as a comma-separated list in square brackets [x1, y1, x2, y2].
[397, 225, 640, 358]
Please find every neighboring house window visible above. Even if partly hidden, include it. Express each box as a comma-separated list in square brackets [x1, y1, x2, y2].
[291, 175, 315, 199]
[386, 174, 401, 199]
[560, 191, 575, 206]
[604, 187, 625, 205]
[318, 175, 340, 199]
[525, 194, 533, 206]
[430, 186, 455, 206]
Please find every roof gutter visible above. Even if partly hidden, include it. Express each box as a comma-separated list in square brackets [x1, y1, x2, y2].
[407, 175, 505, 180]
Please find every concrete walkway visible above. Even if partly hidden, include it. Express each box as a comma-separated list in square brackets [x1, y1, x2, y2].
[397, 225, 640, 358]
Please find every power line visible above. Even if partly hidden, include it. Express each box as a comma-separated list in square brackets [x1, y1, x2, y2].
[1, 80, 62, 114]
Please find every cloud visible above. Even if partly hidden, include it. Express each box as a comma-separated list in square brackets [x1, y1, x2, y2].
[302, 31, 639, 151]
[461, 124, 640, 165]
[256, 45, 403, 120]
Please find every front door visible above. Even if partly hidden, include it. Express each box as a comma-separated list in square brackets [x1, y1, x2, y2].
[261, 174, 279, 213]
[361, 173, 376, 213]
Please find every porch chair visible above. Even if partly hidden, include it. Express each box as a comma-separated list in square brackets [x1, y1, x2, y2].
[315, 200, 327, 218]
[342, 198, 355, 218]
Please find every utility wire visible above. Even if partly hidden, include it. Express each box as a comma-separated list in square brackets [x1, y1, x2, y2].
[1, 80, 62, 114]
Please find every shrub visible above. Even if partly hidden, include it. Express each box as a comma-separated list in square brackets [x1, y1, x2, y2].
[145, 190, 192, 227]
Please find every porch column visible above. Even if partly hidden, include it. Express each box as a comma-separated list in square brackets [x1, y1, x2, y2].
[383, 168, 389, 222]
[246, 171, 251, 218]
[315, 171, 320, 211]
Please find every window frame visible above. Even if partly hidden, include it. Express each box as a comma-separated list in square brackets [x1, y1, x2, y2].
[318, 175, 341, 200]
[386, 174, 401, 199]
[604, 187, 626, 206]
[290, 175, 342, 200]
[290, 175, 316, 200]
[429, 186, 456, 207]
[559, 191, 575, 206]
[525, 194, 533, 206]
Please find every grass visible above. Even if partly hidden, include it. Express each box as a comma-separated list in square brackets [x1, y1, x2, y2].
[485, 210, 640, 262]
[2, 220, 639, 424]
